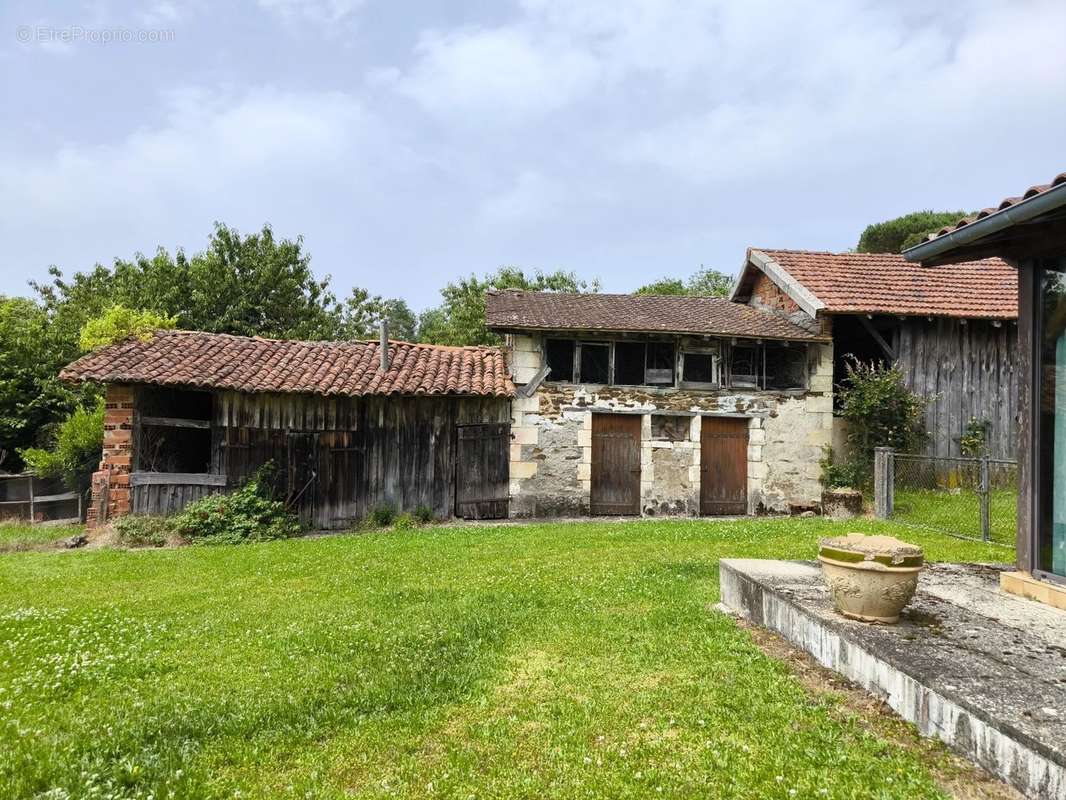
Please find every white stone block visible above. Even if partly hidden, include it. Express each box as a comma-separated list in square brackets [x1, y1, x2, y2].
[688, 465, 701, 483]
[513, 366, 539, 384]
[512, 349, 541, 370]
[809, 374, 832, 394]
[510, 443, 523, 461]
[805, 395, 833, 414]
[651, 440, 673, 449]
[510, 460, 537, 479]
[577, 429, 592, 448]
[806, 429, 830, 447]
[748, 461, 768, 480]
[748, 428, 766, 445]
[689, 416, 701, 442]
[582, 446, 592, 464]
[748, 444, 763, 462]
[510, 426, 538, 445]
[577, 462, 591, 481]
[513, 395, 540, 413]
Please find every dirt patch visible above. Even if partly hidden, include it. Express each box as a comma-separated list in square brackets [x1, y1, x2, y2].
[739, 619, 1024, 800]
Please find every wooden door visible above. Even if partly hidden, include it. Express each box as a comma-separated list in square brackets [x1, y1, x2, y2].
[286, 432, 319, 528]
[590, 414, 642, 515]
[700, 417, 749, 516]
[456, 423, 510, 519]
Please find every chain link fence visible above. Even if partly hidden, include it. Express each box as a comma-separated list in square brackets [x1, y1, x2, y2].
[874, 448, 1017, 547]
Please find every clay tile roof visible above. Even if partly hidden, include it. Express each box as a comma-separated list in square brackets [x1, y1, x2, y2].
[753, 249, 1017, 320]
[60, 330, 515, 398]
[484, 290, 828, 341]
[929, 171, 1066, 239]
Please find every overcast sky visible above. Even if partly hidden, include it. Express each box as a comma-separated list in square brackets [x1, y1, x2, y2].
[2, 0, 1064, 310]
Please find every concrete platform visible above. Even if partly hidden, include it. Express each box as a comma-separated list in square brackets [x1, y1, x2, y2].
[720, 559, 1066, 800]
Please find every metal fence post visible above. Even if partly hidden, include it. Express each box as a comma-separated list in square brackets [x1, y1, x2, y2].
[874, 447, 894, 519]
[980, 454, 991, 542]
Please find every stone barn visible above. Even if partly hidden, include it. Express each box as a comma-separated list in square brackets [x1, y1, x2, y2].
[485, 290, 834, 517]
[61, 330, 515, 528]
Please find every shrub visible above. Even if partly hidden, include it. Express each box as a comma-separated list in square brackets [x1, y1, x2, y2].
[819, 446, 863, 490]
[414, 505, 435, 524]
[114, 515, 170, 548]
[78, 305, 177, 351]
[171, 468, 299, 545]
[19, 400, 104, 493]
[959, 417, 991, 457]
[393, 513, 417, 531]
[368, 504, 396, 528]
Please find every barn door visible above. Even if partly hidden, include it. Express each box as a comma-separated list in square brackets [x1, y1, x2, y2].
[700, 417, 748, 516]
[456, 423, 510, 519]
[590, 414, 642, 515]
[286, 432, 319, 528]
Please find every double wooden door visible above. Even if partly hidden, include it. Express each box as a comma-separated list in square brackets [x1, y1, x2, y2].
[590, 414, 642, 515]
[700, 417, 749, 516]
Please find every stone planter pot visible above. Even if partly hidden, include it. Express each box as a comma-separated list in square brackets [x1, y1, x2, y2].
[817, 533, 924, 624]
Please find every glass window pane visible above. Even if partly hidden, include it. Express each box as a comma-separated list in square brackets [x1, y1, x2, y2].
[1039, 263, 1066, 577]
[545, 339, 574, 382]
[579, 343, 610, 384]
[614, 342, 646, 385]
[683, 352, 715, 384]
[646, 342, 675, 385]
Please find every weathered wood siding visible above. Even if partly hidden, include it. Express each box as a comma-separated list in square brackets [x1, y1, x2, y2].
[895, 318, 1018, 460]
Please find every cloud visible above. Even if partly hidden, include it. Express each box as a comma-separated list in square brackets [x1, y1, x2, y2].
[256, 0, 366, 28]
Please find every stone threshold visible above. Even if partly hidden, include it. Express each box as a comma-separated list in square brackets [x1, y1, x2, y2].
[1001, 570, 1066, 612]
[719, 559, 1066, 800]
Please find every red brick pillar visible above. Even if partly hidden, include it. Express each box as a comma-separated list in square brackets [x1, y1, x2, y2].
[87, 384, 134, 527]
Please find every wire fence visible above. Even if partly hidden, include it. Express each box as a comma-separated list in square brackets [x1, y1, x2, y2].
[874, 448, 1017, 547]
[0, 473, 83, 524]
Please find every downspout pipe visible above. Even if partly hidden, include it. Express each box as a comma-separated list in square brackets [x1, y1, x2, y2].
[903, 181, 1066, 263]
[379, 320, 389, 372]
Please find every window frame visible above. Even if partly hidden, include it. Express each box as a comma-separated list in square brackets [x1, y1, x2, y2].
[679, 348, 720, 390]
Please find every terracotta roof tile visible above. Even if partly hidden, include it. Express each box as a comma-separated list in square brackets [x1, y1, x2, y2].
[753, 249, 1016, 320]
[484, 290, 828, 341]
[60, 330, 515, 398]
[929, 171, 1066, 239]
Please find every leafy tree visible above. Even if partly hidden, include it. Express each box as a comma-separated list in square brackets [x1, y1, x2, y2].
[79, 305, 178, 351]
[342, 289, 418, 341]
[420, 267, 598, 346]
[857, 210, 971, 254]
[634, 266, 733, 297]
[18, 400, 104, 492]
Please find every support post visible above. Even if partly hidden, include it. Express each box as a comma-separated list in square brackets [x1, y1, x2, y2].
[874, 447, 894, 519]
[980, 455, 991, 542]
[27, 475, 35, 523]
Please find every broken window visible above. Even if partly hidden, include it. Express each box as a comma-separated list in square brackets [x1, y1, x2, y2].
[730, 345, 759, 388]
[614, 342, 646, 385]
[764, 344, 807, 390]
[681, 351, 717, 386]
[579, 342, 610, 384]
[645, 342, 675, 385]
[545, 339, 575, 382]
[135, 387, 213, 473]
[651, 414, 689, 442]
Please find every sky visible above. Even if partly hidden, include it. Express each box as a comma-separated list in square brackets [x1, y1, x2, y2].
[1, 0, 1064, 311]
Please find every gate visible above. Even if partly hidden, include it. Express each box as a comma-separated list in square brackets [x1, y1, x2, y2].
[590, 414, 642, 515]
[700, 417, 749, 516]
[455, 423, 510, 519]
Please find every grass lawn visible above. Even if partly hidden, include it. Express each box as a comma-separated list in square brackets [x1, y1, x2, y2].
[0, 518, 1008, 799]
[892, 488, 1017, 545]
[0, 522, 82, 553]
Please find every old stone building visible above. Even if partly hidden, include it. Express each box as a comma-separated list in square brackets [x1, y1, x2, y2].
[485, 291, 834, 517]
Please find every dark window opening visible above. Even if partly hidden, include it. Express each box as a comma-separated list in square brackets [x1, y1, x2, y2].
[137, 386, 212, 420]
[138, 426, 211, 473]
[545, 339, 575, 382]
[764, 345, 807, 390]
[682, 352, 716, 385]
[579, 343, 610, 384]
[651, 414, 688, 442]
[730, 345, 759, 388]
[614, 342, 646, 385]
[645, 342, 675, 385]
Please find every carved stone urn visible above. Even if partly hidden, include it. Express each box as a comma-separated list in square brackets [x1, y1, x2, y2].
[817, 533, 924, 624]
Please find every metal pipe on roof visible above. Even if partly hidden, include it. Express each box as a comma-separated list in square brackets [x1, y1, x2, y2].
[379, 320, 389, 372]
[903, 181, 1066, 263]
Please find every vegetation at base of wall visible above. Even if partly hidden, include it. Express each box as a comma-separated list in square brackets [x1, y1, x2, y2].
[819, 445, 864, 490]
[959, 417, 991, 458]
[17, 400, 104, 493]
[113, 515, 171, 548]
[834, 359, 926, 485]
[413, 504, 435, 524]
[856, 210, 973, 253]
[169, 468, 299, 545]
[633, 265, 735, 297]
[367, 504, 397, 528]
[78, 305, 178, 351]
[392, 512, 417, 531]
[0, 519, 1006, 799]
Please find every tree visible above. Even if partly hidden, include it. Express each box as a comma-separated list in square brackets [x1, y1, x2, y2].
[342, 289, 418, 341]
[419, 267, 597, 346]
[79, 305, 178, 351]
[634, 266, 733, 297]
[18, 399, 104, 492]
[857, 210, 971, 254]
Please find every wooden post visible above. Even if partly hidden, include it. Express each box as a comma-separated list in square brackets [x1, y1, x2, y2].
[980, 455, 991, 542]
[874, 447, 894, 519]
[27, 475, 34, 523]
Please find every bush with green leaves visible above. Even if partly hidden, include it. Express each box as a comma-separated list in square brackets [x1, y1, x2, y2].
[414, 505, 435, 524]
[959, 417, 991, 457]
[393, 513, 417, 531]
[114, 515, 171, 548]
[836, 359, 926, 484]
[367, 504, 396, 528]
[171, 468, 299, 545]
[819, 446, 864, 490]
[78, 304, 177, 351]
[18, 400, 104, 492]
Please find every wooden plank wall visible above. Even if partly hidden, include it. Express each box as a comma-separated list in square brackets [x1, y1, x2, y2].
[214, 392, 510, 528]
[894, 318, 1018, 460]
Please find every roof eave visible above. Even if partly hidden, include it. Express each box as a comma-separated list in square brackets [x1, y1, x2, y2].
[486, 323, 828, 343]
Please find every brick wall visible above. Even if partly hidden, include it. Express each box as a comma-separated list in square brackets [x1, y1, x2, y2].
[750, 273, 801, 314]
[86, 383, 134, 527]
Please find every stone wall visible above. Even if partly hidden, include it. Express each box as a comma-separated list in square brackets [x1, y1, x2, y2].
[505, 334, 835, 516]
[87, 383, 134, 527]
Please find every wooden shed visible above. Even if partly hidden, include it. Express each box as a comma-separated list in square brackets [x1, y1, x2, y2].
[61, 331, 515, 528]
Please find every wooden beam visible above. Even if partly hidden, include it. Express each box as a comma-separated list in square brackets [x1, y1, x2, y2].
[140, 416, 211, 429]
[129, 472, 227, 486]
[518, 364, 551, 398]
[858, 316, 896, 360]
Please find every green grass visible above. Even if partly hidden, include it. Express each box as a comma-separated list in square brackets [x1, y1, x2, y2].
[893, 488, 1017, 545]
[0, 519, 1005, 799]
[0, 522, 82, 552]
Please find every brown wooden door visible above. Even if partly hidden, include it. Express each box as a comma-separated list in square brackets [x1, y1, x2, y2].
[700, 417, 748, 516]
[590, 414, 642, 515]
[286, 432, 319, 528]
[456, 423, 510, 519]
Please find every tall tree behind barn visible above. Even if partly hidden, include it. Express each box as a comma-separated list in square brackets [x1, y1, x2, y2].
[60, 331, 514, 528]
